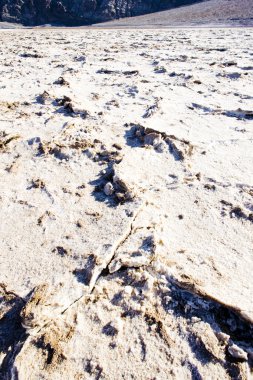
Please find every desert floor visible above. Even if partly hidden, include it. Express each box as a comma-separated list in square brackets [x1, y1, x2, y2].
[0, 28, 253, 379]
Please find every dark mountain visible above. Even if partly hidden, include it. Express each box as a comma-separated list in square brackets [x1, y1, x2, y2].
[0, 0, 204, 26]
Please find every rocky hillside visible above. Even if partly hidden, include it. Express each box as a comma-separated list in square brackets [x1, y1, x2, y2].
[95, 0, 253, 27]
[0, 0, 204, 26]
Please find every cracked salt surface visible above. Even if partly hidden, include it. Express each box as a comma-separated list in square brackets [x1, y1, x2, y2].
[0, 28, 252, 379]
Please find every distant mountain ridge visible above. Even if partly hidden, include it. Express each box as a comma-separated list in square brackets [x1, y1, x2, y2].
[0, 0, 204, 26]
[94, 0, 253, 27]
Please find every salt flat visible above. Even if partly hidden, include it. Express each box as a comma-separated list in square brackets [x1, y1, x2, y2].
[0, 28, 252, 379]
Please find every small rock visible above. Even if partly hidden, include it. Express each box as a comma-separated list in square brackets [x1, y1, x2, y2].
[204, 184, 216, 191]
[216, 332, 230, 344]
[76, 220, 84, 228]
[154, 66, 167, 73]
[75, 56, 86, 62]
[31, 179, 45, 189]
[37, 91, 51, 105]
[56, 95, 72, 107]
[144, 133, 162, 146]
[155, 140, 167, 153]
[54, 76, 69, 86]
[109, 254, 151, 274]
[102, 322, 118, 336]
[109, 260, 122, 273]
[113, 174, 135, 202]
[223, 61, 237, 67]
[228, 344, 248, 361]
[191, 317, 201, 323]
[113, 143, 122, 150]
[84, 149, 95, 159]
[104, 182, 114, 196]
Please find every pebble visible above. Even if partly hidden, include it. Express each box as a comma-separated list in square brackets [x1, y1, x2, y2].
[216, 332, 230, 344]
[104, 182, 114, 196]
[144, 133, 161, 146]
[155, 140, 167, 153]
[228, 344, 248, 361]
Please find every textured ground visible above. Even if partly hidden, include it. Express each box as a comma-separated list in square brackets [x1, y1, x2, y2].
[0, 28, 253, 379]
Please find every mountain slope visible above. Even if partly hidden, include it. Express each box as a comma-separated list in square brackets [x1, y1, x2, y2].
[0, 0, 205, 26]
[94, 0, 253, 27]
